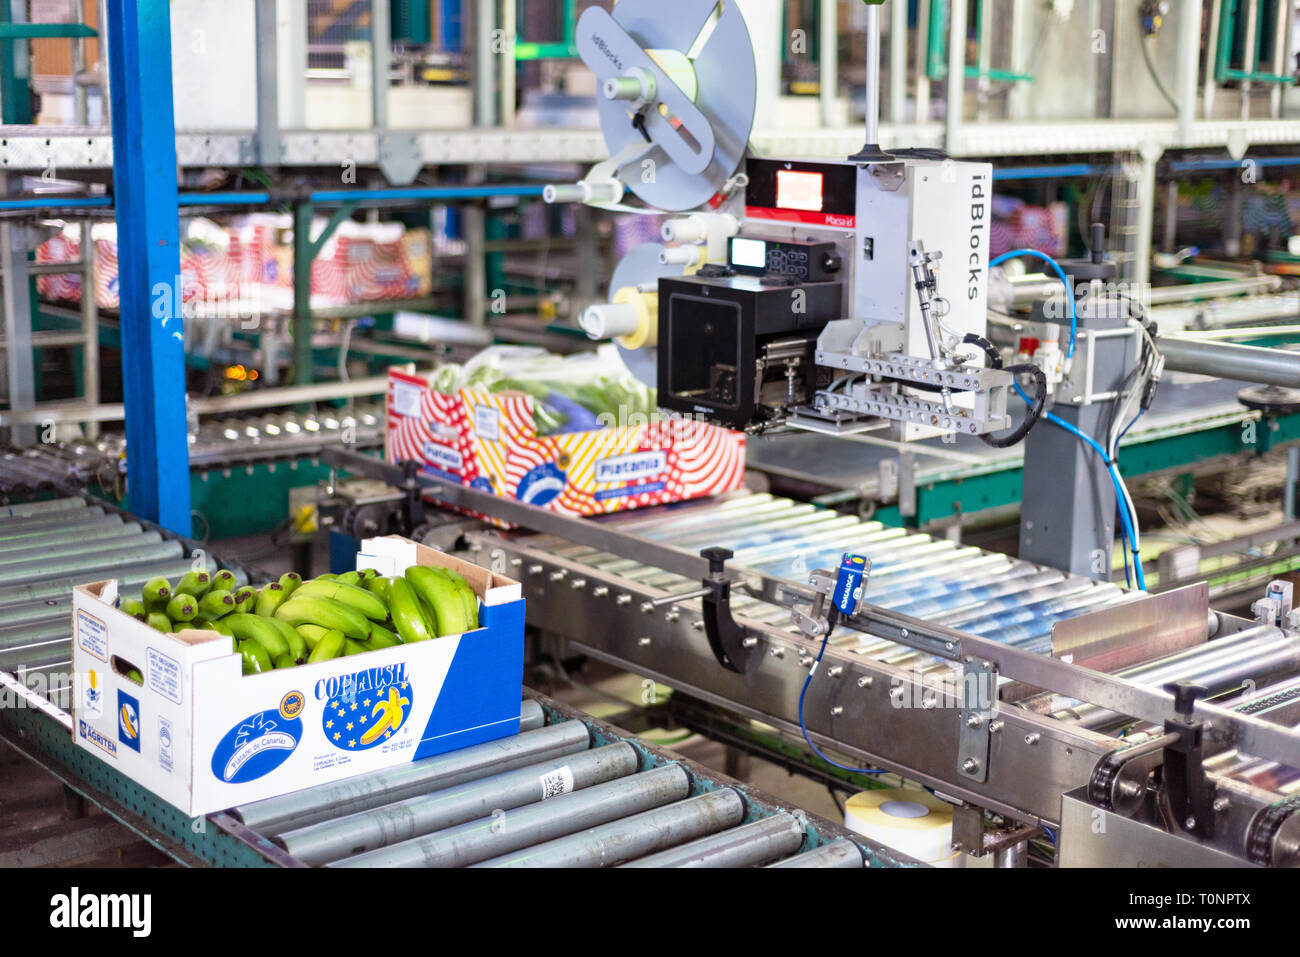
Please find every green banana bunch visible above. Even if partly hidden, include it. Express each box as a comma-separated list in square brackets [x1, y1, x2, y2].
[199, 563, 489, 675]
[254, 581, 289, 617]
[432, 567, 480, 631]
[406, 566, 475, 636]
[175, 570, 212, 599]
[389, 578, 435, 642]
[142, 577, 172, 614]
[274, 596, 370, 640]
[293, 579, 388, 622]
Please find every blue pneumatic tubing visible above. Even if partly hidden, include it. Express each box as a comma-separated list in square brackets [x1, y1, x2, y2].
[1012, 381, 1146, 590]
[989, 248, 1079, 359]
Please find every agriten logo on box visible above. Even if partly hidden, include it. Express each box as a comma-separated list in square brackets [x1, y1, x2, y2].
[595, 451, 667, 483]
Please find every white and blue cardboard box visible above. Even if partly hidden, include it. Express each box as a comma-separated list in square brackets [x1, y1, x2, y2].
[69, 537, 524, 816]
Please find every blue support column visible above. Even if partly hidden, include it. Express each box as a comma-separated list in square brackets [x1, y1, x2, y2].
[105, 0, 192, 535]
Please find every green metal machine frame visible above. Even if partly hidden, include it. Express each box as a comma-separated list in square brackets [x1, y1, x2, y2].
[1215, 0, 1296, 85]
[925, 0, 1035, 84]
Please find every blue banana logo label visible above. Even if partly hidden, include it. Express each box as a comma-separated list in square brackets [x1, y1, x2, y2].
[117, 689, 141, 753]
[517, 461, 566, 506]
[210, 708, 302, 783]
[321, 669, 412, 752]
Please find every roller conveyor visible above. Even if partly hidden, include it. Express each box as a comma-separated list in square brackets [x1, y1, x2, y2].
[224, 696, 895, 869]
[0, 494, 254, 709]
[0, 406, 386, 496]
[571, 489, 1134, 662]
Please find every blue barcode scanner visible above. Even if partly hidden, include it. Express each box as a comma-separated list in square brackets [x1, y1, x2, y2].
[833, 553, 868, 615]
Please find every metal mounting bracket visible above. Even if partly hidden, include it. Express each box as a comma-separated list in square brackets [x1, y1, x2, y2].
[699, 547, 755, 674]
[958, 658, 997, 782]
[1162, 680, 1218, 839]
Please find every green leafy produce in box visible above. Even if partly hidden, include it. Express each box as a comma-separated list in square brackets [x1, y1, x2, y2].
[428, 346, 656, 436]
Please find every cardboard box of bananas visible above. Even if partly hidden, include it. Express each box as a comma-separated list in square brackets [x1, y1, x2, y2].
[117, 565, 481, 675]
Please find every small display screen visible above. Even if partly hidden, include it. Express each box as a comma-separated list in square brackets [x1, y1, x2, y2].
[776, 169, 824, 212]
[730, 237, 767, 270]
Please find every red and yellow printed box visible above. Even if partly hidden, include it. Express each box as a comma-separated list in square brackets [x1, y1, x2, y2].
[385, 367, 746, 516]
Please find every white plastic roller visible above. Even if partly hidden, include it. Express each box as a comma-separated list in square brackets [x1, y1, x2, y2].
[579, 301, 642, 341]
[661, 212, 738, 261]
[659, 245, 702, 267]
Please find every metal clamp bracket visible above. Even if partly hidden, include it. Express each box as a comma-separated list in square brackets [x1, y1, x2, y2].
[1161, 680, 1218, 839]
[790, 554, 870, 640]
[958, 658, 997, 783]
[699, 547, 755, 674]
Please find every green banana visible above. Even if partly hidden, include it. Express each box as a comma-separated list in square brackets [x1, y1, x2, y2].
[119, 598, 147, 622]
[366, 628, 401, 650]
[336, 570, 363, 586]
[211, 569, 239, 592]
[264, 616, 307, 662]
[313, 573, 338, 582]
[225, 613, 290, 659]
[389, 578, 435, 642]
[307, 630, 345, 663]
[254, 582, 288, 617]
[145, 611, 172, 633]
[165, 594, 199, 623]
[198, 589, 236, 619]
[356, 568, 381, 581]
[201, 617, 234, 637]
[364, 575, 394, 603]
[232, 586, 257, 614]
[124, 668, 144, 685]
[142, 577, 172, 613]
[294, 579, 388, 622]
[296, 623, 330, 650]
[342, 638, 369, 656]
[278, 572, 303, 597]
[274, 653, 297, 670]
[406, 566, 470, 636]
[175, 570, 212, 599]
[274, 596, 370, 640]
[238, 639, 273, 674]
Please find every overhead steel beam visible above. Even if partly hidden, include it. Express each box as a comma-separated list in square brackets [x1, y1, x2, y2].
[104, 0, 192, 535]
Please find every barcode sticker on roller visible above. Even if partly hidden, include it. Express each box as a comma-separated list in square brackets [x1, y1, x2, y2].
[538, 766, 574, 800]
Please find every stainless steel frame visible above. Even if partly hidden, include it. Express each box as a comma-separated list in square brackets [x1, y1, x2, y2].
[327, 448, 1300, 846]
